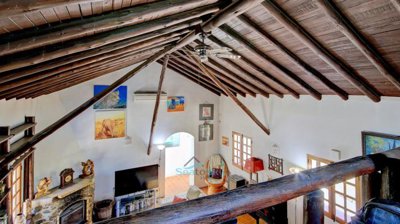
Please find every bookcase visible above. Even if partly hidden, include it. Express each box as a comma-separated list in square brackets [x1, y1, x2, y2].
[115, 188, 157, 217]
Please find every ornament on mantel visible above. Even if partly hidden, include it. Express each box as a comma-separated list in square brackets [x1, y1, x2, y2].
[34, 177, 52, 199]
[59, 168, 74, 189]
[80, 159, 95, 178]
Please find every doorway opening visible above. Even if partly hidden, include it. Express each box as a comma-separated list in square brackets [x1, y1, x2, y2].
[164, 132, 195, 198]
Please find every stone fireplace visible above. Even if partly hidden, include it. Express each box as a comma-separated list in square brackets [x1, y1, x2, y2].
[31, 177, 94, 224]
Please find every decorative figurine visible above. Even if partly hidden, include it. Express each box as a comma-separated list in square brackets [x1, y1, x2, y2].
[79, 159, 94, 178]
[34, 177, 52, 199]
[59, 168, 74, 188]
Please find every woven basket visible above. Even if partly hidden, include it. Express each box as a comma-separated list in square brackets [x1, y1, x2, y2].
[95, 199, 114, 220]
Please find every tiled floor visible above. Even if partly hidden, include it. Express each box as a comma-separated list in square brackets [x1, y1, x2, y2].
[164, 174, 190, 197]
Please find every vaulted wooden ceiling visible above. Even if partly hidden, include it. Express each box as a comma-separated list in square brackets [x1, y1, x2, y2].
[0, 0, 399, 102]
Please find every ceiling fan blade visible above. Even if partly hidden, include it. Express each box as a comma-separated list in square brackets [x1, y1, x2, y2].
[216, 53, 241, 60]
[208, 47, 232, 54]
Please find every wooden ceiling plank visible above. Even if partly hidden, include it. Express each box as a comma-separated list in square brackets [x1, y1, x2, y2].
[238, 14, 349, 100]
[0, 25, 191, 84]
[0, 0, 218, 57]
[261, 0, 381, 102]
[206, 35, 286, 97]
[0, 4, 215, 73]
[184, 48, 271, 135]
[219, 24, 322, 100]
[316, 0, 400, 91]
[0, 35, 182, 93]
[391, 0, 400, 13]
[147, 54, 169, 155]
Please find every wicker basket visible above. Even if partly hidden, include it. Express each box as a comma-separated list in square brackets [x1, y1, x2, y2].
[95, 199, 114, 220]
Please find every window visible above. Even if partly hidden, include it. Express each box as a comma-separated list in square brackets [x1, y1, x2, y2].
[10, 164, 22, 221]
[232, 132, 252, 169]
[307, 155, 361, 224]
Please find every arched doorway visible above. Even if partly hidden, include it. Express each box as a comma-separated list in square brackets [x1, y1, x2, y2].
[164, 132, 195, 197]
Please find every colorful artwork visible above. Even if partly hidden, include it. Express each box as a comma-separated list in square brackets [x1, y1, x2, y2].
[167, 96, 184, 112]
[222, 136, 229, 146]
[93, 85, 127, 109]
[199, 104, 214, 120]
[95, 111, 126, 140]
[362, 131, 400, 155]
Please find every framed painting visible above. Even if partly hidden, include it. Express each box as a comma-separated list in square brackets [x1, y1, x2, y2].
[222, 136, 229, 146]
[199, 123, 213, 141]
[93, 85, 127, 110]
[199, 104, 214, 120]
[95, 111, 126, 140]
[362, 131, 400, 155]
[167, 96, 184, 112]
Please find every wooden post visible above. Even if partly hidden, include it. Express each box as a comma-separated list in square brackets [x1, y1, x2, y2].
[184, 48, 271, 135]
[147, 55, 169, 155]
[380, 157, 400, 201]
[303, 190, 324, 224]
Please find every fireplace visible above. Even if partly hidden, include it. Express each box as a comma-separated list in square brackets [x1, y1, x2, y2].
[60, 200, 86, 224]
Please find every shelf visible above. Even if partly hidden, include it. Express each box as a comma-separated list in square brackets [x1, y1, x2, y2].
[0, 189, 9, 204]
[10, 122, 36, 136]
[10, 136, 33, 152]
[0, 135, 11, 145]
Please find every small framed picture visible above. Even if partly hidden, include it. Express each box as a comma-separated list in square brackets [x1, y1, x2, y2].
[199, 104, 214, 120]
[199, 123, 213, 141]
[222, 136, 229, 146]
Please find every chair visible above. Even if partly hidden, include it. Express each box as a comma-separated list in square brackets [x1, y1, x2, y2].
[205, 154, 229, 195]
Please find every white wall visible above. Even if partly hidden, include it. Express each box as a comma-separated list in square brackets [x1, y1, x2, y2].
[218, 95, 400, 224]
[0, 63, 220, 201]
[165, 132, 195, 177]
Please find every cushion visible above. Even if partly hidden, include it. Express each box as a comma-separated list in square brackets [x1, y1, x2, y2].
[207, 177, 223, 184]
[212, 168, 222, 179]
[172, 196, 187, 204]
[186, 186, 201, 200]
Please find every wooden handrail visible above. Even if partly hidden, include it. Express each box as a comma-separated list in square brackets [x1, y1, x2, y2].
[96, 148, 400, 224]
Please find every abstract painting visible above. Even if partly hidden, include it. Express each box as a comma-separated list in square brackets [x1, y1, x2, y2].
[95, 111, 126, 140]
[362, 131, 400, 155]
[199, 104, 214, 120]
[167, 96, 184, 112]
[93, 85, 127, 109]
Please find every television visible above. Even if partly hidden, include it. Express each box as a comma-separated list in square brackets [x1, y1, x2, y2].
[115, 164, 158, 197]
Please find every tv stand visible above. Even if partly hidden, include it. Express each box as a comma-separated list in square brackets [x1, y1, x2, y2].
[115, 189, 157, 217]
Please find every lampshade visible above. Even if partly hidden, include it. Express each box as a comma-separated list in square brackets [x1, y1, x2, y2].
[244, 157, 264, 173]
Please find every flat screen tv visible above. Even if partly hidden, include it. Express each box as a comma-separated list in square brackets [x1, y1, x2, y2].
[115, 164, 158, 197]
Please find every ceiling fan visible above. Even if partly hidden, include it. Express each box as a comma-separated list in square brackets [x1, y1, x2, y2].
[183, 29, 241, 63]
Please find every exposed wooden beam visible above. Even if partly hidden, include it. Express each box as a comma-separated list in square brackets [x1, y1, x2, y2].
[0, 25, 191, 84]
[219, 24, 322, 100]
[208, 35, 300, 98]
[95, 149, 400, 224]
[391, 0, 400, 13]
[261, 0, 381, 102]
[315, 0, 400, 91]
[147, 55, 169, 155]
[159, 61, 223, 96]
[184, 48, 271, 135]
[0, 0, 218, 56]
[0, 4, 216, 72]
[238, 14, 349, 100]
[0, 35, 182, 92]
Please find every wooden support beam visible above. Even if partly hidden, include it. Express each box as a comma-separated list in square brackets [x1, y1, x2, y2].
[0, 35, 182, 93]
[315, 0, 400, 91]
[0, 0, 218, 56]
[208, 35, 299, 98]
[159, 60, 225, 96]
[391, 0, 400, 13]
[0, 4, 216, 73]
[238, 14, 349, 100]
[147, 55, 169, 155]
[219, 24, 322, 100]
[184, 48, 270, 135]
[96, 149, 400, 224]
[0, 24, 191, 84]
[261, 0, 381, 102]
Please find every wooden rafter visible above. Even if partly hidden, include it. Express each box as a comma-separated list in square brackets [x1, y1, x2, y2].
[184, 48, 270, 135]
[237, 14, 349, 100]
[219, 24, 322, 100]
[147, 55, 170, 155]
[315, 0, 400, 91]
[261, 0, 381, 102]
[0, 0, 219, 56]
[391, 0, 400, 13]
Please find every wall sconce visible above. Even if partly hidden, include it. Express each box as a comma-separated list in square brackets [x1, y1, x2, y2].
[156, 144, 166, 151]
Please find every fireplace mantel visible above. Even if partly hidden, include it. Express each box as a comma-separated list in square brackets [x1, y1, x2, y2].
[31, 176, 95, 224]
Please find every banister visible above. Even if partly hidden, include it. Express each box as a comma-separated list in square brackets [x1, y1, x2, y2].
[96, 148, 400, 224]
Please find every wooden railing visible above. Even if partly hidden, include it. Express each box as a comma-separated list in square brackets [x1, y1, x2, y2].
[96, 148, 400, 224]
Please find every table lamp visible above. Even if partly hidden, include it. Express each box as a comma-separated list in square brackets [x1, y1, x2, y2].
[244, 157, 264, 183]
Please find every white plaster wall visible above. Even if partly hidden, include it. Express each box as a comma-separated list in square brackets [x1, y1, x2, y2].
[165, 132, 195, 177]
[0, 63, 220, 201]
[218, 95, 400, 224]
